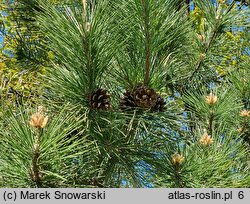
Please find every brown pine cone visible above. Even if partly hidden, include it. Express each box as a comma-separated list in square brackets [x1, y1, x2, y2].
[120, 85, 166, 112]
[133, 85, 158, 108]
[89, 89, 111, 110]
[151, 94, 166, 112]
[120, 90, 136, 110]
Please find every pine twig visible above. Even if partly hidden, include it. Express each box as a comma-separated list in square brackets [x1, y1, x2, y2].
[208, 109, 215, 137]
[31, 129, 43, 187]
[141, 0, 151, 86]
[186, 0, 190, 16]
[174, 165, 185, 188]
[189, 0, 236, 80]
[189, 22, 219, 80]
[82, 0, 87, 25]
[81, 0, 94, 92]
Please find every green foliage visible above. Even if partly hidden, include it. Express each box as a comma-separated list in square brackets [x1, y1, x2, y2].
[187, 0, 249, 92]
[230, 62, 250, 108]
[111, 0, 195, 89]
[0, 65, 45, 107]
[0, 105, 96, 187]
[0, 0, 249, 188]
[0, 0, 46, 107]
[37, 0, 116, 106]
[184, 88, 243, 135]
[155, 128, 250, 187]
[0, 0, 45, 67]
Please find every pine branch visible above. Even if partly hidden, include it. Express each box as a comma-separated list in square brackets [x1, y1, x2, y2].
[208, 108, 215, 136]
[141, 0, 151, 85]
[186, 0, 190, 15]
[173, 164, 185, 187]
[190, 22, 220, 80]
[38, 0, 116, 105]
[31, 134, 42, 187]
[189, 0, 236, 80]
[82, 0, 87, 25]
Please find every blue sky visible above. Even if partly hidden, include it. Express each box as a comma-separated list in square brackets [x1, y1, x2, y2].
[0, 36, 3, 48]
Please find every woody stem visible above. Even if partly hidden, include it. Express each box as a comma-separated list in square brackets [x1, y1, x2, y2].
[208, 108, 215, 137]
[174, 164, 184, 187]
[31, 129, 42, 187]
[189, 1, 236, 80]
[141, 0, 151, 86]
[82, 0, 87, 26]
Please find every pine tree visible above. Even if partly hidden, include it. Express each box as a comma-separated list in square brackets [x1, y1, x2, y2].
[0, 0, 249, 187]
